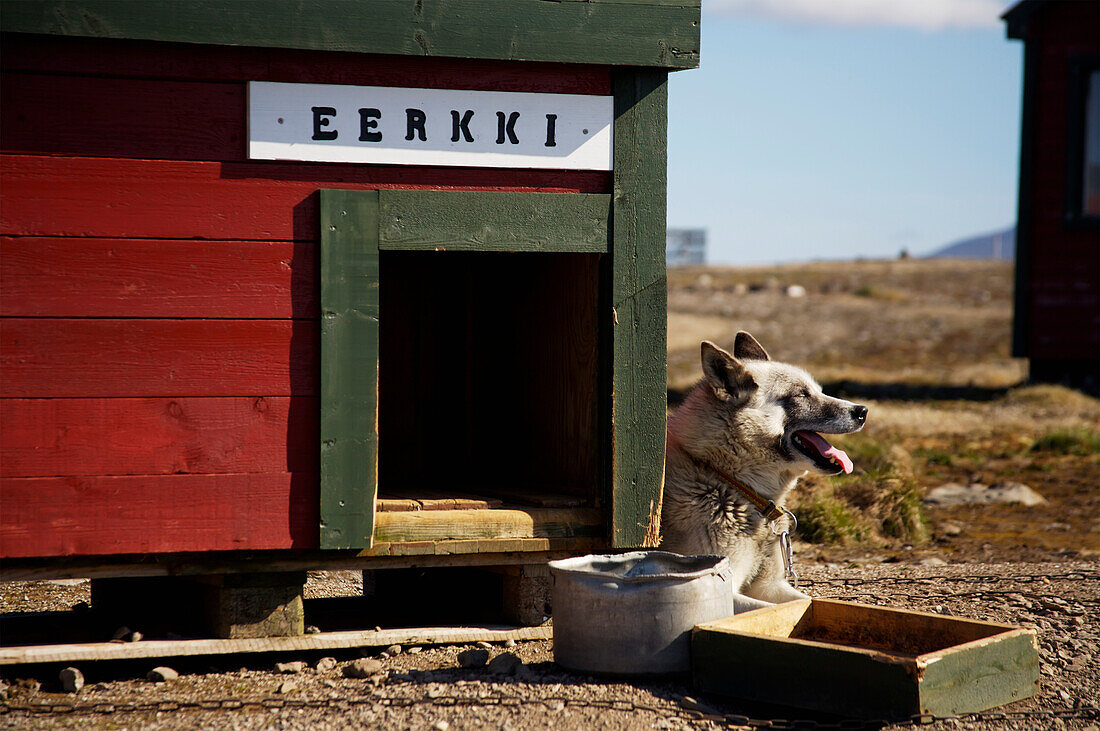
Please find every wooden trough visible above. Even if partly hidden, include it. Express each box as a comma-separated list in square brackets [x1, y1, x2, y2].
[692, 599, 1040, 720]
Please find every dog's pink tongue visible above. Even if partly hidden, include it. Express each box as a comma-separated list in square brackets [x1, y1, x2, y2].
[799, 431, 854, 474]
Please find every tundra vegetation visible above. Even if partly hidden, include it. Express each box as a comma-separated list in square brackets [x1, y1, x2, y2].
[667, 258, 1100, 562]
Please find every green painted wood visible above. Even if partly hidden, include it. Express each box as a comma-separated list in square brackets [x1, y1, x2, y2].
[378, 191, 610, 253]
[320, 189, 619, 549]
[608, 70, 669, 548]
[918, 630, 1039, 715]
[691, 626, 921, 720]
[319, 189, 380, 550]
[3, 1, 700, 69]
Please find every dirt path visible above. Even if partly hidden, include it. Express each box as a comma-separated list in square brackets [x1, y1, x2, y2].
[3, 562, 1097, 730]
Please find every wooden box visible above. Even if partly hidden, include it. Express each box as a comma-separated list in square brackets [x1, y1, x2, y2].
[692, 599, 1039, 720]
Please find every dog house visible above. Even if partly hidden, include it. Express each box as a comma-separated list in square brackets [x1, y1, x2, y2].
[1003, 0, 1100, 395]
[0, 1, 700, 634]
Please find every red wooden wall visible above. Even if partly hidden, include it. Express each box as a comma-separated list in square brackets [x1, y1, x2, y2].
[1017, 3, 1100, 360]
[0, 34, 611, 558]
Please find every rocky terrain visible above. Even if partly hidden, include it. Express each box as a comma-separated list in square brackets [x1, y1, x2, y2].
[2, 564, 1097, 730]
[2, 259, 1097, 729]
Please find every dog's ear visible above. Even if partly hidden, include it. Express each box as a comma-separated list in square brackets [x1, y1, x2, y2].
[733, 331, 771, 361]
[701, 341, 757, 403]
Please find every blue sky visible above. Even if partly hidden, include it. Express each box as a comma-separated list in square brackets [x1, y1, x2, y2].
[666, 0, 1022, 264]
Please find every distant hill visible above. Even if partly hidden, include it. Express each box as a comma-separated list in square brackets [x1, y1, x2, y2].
[926, 226, 1016, 260]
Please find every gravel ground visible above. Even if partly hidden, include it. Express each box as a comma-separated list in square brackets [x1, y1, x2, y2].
[2, 561, 1097, 730]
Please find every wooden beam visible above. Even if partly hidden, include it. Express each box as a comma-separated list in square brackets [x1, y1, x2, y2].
[1, 0, 700, 70]
[0, 625, 553, 666]
[0, 543, 605, 582]
[608, 70, 669, 548]
[319, 190, 380, 550]
[372, 508, 603, 543]
[378, 191, 610, 253]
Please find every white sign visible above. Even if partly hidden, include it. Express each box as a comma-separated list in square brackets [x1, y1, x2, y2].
[248, 81, 613, 170]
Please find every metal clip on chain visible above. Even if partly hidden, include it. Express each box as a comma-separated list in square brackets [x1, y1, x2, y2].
[771, 507, 798, 589]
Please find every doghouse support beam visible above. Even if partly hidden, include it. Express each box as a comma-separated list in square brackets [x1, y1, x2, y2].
[320, 189, 380, 550]
[608, 69, 669, 547]
[90, 572, 306, 639]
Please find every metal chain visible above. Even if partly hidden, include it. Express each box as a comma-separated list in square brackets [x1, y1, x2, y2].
[800, 572, 1096, 587]
[2, 694, 1097, 728]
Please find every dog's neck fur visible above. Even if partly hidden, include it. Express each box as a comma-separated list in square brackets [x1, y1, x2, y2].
[667, 382, 806, 506]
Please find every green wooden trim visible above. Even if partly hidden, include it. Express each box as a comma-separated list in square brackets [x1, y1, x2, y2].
[319, 189, 380, 550]
[3, 1, 700, 70]
[918, 630, 1039, 715]
[378, 191, 610, 253]
[320, 189, 621, 549]
[608, 70, 669, 548]
[692, 628, 921, 719]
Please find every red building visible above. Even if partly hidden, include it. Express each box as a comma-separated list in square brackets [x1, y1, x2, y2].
[0, 1, 699, 638]
[1004, 0, 1100, 394]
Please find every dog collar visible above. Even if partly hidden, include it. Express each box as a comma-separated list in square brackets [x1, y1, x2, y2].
[668, 435, 800, 587]
[668, 435, 786, 523]
[706, 462, 786, 523]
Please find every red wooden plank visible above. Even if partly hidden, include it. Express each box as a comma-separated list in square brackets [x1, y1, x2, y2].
[1, 72, 245, 160]
[0, 397, 318, 478]
[0, 154, 611, 240]
[0, 35, 612, 94]
[1, 237, 317, 318]
[0, 318, 318, 397]
[0, 473, 319, 557]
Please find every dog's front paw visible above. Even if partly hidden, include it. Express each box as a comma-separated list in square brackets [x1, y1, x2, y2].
[732, 593, 773, 613]
[745, 581, 808, 605]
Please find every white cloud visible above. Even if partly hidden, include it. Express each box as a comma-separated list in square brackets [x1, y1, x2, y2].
[705, 0, 1012, 31]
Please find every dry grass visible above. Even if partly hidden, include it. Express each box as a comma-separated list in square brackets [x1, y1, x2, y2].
[666, 259, 1100, 555]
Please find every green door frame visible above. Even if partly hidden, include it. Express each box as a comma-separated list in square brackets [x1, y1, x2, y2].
[319, 70, 669, 551]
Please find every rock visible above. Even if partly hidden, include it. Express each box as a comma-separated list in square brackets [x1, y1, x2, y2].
[547, 699, 566, 712]
[939, 521, 963, 537]
[680, 696, 721, 715]
[16, 678, 41, 693]
[923, 482, 1047, 508]
[276, 661, 307, 674]
[695, 273, 713, 290]
[112, 626, 134, 642]
[504, 639, 516, 648]
[407, 646, 422, 654]
[277, 678, 298, 694]
[457, 649, 490, 668]
[147, 667, 178, 683]
[305, 625, 321, 635]
[919, 557, 948, 567]
[384, 644, 402, 656]
[487, 652, 521, 676]
[128, 631, 143, 643]
[475, 641, 493, 650]
[315, 656, 338, 672]
[343, 658, 384, 679]
[433, 721, 450, 731]
[785, 284, 806, 298]
[59, 667, 84, 693]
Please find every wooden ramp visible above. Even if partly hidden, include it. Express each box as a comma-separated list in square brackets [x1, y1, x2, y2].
[0, 625, 552, 666]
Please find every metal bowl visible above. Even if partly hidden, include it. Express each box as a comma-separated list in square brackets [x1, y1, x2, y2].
[548, 551, 734, 675]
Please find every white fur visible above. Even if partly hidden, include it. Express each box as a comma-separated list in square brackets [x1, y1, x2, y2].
[661, 334, 866, 611]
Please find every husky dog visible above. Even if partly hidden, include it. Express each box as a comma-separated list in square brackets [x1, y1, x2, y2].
[662, 332, 868, 612]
